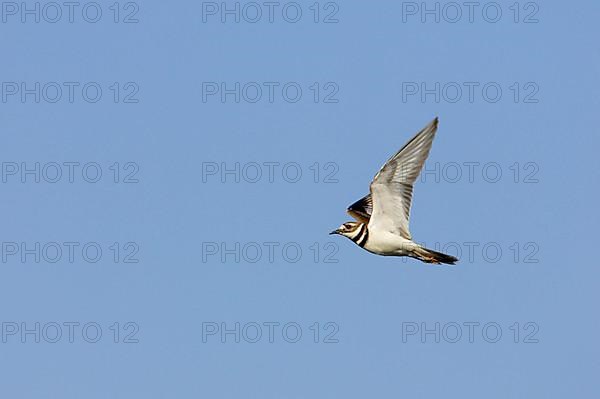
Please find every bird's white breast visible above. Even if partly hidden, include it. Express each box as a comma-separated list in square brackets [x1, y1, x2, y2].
[363, 229, 416, 256]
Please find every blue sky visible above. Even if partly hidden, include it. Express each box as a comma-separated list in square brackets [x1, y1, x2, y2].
[1, 0, 599, 397]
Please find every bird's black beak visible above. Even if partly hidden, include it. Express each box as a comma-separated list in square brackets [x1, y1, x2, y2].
[329, 229, 339, 235]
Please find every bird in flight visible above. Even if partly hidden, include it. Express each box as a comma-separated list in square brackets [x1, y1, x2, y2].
[330, 117, 458, 265]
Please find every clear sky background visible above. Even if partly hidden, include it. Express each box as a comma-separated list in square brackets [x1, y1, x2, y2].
[1, 0, 599, 397]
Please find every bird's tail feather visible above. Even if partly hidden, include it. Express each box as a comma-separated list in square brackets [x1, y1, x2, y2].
[412, 246, 458, 265]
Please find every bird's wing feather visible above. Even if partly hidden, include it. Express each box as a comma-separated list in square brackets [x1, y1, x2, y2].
[346, 194, 373, 224]
[368, 117, 439, 240]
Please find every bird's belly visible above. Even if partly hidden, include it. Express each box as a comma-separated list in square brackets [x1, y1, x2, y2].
[363, 231, 415, 255]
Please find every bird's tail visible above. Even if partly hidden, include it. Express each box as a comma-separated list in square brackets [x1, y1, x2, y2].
[412, 246, 458, 265]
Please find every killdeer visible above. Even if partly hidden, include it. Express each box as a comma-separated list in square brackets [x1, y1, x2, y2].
[330, 117, 458, 265]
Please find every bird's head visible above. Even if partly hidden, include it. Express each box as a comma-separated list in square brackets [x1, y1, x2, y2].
[330, 222, 362, 239]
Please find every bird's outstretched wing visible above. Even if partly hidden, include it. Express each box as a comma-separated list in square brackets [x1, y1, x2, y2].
[368, 117, 439, 240]
[346, 194, 373, 224]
